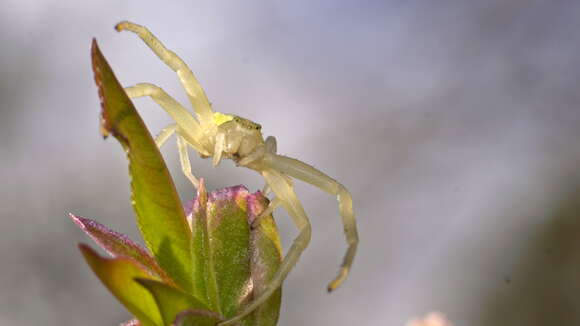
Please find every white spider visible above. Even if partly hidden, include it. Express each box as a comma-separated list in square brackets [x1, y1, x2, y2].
[115, 21, 359, 325]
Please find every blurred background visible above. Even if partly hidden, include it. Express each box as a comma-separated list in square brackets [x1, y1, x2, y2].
[2, 1, 580, 325]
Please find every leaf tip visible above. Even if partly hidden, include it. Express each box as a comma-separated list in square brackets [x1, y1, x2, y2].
[69, 213, 86, 229]
[197, 178, 208, 211]
[78, 243, 98, 262]
[90, 37, 98, 52]
[90, 38, 112, 139]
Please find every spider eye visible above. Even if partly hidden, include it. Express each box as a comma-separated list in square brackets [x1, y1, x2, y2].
[232, 116, 261, 131]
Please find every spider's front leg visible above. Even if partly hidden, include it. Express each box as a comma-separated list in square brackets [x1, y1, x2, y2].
[154, 123, 177, 148]
[124, 83, 205, 189]
[124, 83, 210, 153]
[176, 135, 200, 189]
[116, 21, 215, 128]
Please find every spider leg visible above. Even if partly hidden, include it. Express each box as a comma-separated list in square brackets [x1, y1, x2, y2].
[125, 83, 203, 189]
[155, 124, 200, 189]
[177, 135, 200, 189]
[250, 196, 281, 229]
[262, 183, 271, 195]
[265, 136, 277, 154]
[154, 123, 177, 148]
[219, 169, 312, 325]
[236, 146, 265, 167]
[212, 132, 226, 166]
[266, 154, 359, 292]
[263, 135, 278, 174]
[240, 136, 277, 192]
[237, 136, 277, 167]
[116, 21, 215, 128]
[124, 83, 210, 155]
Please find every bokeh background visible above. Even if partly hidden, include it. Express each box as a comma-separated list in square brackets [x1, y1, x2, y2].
[2, 1, 580, 325]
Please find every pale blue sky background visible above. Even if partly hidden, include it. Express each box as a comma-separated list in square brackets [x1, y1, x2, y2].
[2, 1, 580, 325]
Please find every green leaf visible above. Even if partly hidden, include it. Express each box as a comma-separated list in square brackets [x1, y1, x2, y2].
[79, 244, 162, 326]
[90, 39, 192, 291]
[206, 186, 254, 318]
[188, 180, 220, 310]
[136, 278, 215, 326]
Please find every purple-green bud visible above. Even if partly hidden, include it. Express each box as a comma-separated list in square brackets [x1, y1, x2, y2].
[186, 180, 282, 326]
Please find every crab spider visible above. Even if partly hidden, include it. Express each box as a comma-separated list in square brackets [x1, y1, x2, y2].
[115, 21, 359, 325]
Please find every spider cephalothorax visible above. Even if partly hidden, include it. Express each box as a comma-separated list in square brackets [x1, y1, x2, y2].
[213, 113, 265, 164]
[115, 21, 359, 325]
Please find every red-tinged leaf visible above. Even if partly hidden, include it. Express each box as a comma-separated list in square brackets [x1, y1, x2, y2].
[70, 213, 175, 287]
[120, 319, 141, 326]
[172, 309, 228, 326]
[79, 244, 163, 326]
[136, 278, 215, 326]
[91, 39, 192, 291]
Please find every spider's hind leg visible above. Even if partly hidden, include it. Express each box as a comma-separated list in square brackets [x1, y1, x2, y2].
[267, 154, 359, 292]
